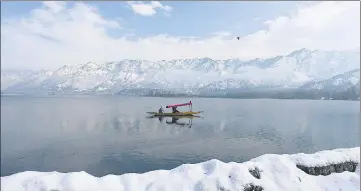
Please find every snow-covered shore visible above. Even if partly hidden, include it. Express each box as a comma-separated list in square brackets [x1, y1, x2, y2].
[1, 147, 360, 191]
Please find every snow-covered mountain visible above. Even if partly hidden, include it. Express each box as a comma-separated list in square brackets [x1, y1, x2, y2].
[1, 48, 360, 95]
[1, 69, 38, 90]
[299, 69, 360, 92]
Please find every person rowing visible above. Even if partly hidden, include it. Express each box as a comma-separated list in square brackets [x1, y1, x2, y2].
[172, 106, 180, 113]
[159, 106, 164, 114]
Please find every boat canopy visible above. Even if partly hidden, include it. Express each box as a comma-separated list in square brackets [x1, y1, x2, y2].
[166, 101, 192, 108]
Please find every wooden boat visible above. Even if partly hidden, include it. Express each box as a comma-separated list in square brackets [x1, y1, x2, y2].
[146, 101, 203, 116]
[146, 111, 202, 116]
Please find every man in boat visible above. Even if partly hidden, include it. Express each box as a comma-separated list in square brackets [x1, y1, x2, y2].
[159, 106, 164, 114]
[172, 106, 180, 113]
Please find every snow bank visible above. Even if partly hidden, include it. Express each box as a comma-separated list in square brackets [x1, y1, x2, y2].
[1, 147, 360, 191]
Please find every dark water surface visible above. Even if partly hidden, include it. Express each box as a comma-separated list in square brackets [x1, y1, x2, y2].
[1, 96, 359, 177]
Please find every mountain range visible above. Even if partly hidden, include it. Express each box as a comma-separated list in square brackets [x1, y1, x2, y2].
[1, 48, 360, 100]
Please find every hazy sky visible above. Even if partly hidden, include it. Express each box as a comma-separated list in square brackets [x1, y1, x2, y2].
[1, 1, 360, 70]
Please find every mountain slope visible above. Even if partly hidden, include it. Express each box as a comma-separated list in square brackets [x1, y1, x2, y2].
[299, 69, 360, 92]
[1, 69, 37, 90]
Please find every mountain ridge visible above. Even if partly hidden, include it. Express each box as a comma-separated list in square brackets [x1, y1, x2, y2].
[1, 48, 360, 100]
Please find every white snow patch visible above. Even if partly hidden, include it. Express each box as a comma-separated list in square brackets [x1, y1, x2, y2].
[1, 147, 359, 191]
[95, 87, 108, 92]
[288, 147, 359, 167]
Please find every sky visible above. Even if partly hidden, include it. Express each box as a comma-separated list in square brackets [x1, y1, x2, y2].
[1, 1, 360, 70]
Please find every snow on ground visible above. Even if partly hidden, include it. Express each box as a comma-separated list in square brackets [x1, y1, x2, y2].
[1, 147, 359, 191]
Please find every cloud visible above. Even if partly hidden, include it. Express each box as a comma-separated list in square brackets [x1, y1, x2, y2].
[42, 1, 66, 13]
[1, 1, 359, 70]
[212, 31, 232, 37]
[127, 1, 172, 16]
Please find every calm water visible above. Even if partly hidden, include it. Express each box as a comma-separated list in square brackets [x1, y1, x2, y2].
[1, 96, 359, 177]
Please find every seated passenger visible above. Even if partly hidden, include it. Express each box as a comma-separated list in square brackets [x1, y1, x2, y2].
[172, 107, 180, 113]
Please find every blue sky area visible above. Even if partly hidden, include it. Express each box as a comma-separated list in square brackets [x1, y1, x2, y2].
[1, 1, 299, 38]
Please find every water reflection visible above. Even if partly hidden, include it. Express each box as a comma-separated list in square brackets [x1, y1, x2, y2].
[146, 116, 202, 128]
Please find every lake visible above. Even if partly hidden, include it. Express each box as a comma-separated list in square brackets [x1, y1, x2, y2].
[1, 96, 359, 177]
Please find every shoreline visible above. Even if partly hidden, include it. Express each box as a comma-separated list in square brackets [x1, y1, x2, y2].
[2, 147, 360, 191]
